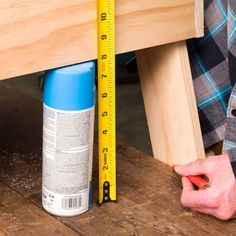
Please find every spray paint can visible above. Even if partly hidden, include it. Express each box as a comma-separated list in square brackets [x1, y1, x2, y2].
[42, 62, 95, 216]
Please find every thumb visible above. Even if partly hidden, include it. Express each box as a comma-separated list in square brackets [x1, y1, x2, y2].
[174, 159, 207, 176]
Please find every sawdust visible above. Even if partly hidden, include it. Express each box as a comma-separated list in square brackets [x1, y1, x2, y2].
[0, 149, 42, 195]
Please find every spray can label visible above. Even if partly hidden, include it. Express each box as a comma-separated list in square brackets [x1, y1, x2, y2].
[42, 104, 94, 216]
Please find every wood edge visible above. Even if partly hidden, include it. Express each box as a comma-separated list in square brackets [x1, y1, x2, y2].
[178, 41, 205, 159]
[194, 0, 204, 37]
[135, 50, 161, 160]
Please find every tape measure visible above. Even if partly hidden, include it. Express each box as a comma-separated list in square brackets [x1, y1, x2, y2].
[97, 0, 116, 204]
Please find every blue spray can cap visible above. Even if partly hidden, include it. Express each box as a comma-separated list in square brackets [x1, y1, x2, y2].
[43, 62, 95, 110]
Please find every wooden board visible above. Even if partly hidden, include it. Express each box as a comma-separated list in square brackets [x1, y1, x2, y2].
[0, 182, 78, 236]
[0, 0, 203, 80]
[136, 41, 205, 165]
[195, 0, 204, 36]
[1, 85, 236, 235]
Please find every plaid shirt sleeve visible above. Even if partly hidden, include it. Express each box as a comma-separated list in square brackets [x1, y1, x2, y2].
[223, 0, 236, 176]
[187, 0, 236, 176]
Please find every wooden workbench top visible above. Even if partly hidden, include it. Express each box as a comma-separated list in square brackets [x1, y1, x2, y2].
[1, 85, 236, 235]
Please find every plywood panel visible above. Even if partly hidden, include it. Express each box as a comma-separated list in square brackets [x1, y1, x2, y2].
[0, 0, 203, 80]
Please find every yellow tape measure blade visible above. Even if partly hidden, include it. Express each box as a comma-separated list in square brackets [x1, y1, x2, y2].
[97, 0, 116, 204]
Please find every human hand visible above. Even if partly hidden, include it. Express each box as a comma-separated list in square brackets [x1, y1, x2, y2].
[174, 154, 236, 220]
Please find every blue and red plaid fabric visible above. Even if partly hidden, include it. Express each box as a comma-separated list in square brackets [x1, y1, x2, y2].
[187, 0, 236, 176]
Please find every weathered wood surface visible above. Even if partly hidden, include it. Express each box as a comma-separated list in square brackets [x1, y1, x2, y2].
[1, 85, 236, 235]
[0, 183, 77, 236]
[0, 0, 203, 80]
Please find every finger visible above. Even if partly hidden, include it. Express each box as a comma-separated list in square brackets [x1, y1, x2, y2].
[181, 177, 213, 208]
[231, 212, 236, 219]
[191, 208, 234, 221]
[191, 207, 216, 216]
[174, 159, 208, 176]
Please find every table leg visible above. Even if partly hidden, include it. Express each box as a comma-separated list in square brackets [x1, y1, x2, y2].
[135, 41, 205, 165]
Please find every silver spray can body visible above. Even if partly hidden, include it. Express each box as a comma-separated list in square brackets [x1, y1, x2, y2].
[42, 62, 95, 216]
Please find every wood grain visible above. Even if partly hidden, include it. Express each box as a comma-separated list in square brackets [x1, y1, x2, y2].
[0, 182, 77, 236]
[1, 85, 236, 235]
[0, 0, 203, 80]
[136, 41, 205, 165]
[195, 0, 204, 36]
